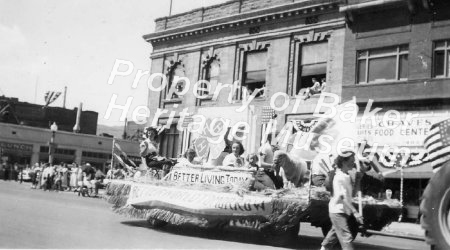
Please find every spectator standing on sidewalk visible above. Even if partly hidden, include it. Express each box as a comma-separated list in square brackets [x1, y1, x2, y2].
[320, 151, 363, 250]
[93, 168, 106, 197]
[69, 163, 78, 191]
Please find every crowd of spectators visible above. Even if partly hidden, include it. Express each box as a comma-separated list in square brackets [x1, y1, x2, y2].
[0, 162, 130, 197]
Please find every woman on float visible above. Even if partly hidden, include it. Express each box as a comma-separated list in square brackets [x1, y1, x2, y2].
[140, 126, 174, 176]
[222, 141, 245, 168]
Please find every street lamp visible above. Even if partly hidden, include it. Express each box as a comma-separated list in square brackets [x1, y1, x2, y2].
[48, 122, 58, 165]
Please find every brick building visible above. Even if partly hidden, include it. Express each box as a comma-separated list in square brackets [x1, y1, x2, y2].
[0, 97, 140, 169]
[142, 0, 450, 219]
[0, 96, 98, 135]
[340, 0, 450, 218]
[144, 0, 346, 158]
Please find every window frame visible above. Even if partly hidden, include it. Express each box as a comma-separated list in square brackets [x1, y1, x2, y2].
[356, 45, 409, 84]
[433, 40, 450, 78]
[242, 49, 268, 99]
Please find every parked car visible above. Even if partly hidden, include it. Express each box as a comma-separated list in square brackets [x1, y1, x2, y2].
[20, 169, 32, 181]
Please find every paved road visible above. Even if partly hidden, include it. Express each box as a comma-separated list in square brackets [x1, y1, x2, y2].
[0, 181, 428, 249]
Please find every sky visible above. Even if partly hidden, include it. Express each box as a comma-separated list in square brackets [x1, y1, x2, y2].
[0, 0, 227, 126]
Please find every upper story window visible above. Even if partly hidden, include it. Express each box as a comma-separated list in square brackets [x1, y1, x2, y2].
[243, 50, 267, 98]
[164, 60, 186, 101]
[357, 45, 408, 84]
[197, 54, 219, 106]
[296, 42, 328, 97]
[433, 40, 450, 78]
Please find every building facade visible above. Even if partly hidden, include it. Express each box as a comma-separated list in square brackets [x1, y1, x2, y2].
[143, 0, 450, 219]
[340, 0, 450, 218]
[144, 0, 347, 158]
[0, 96, 98, 135]
[0, 122, 140, 170]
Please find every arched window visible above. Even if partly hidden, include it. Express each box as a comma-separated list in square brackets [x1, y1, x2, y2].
[165, 60, 186, 101]
[197, 54, 219, 105]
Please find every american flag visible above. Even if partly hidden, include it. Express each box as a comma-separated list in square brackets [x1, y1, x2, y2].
[424, 118, 450, 170]
[261, 106, 275, 124]
[44, 91, 61, 107]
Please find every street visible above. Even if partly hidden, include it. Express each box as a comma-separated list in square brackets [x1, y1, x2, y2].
[0, 181, 428, 249]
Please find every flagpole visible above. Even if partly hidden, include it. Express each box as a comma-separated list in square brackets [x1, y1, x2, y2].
[63, 86, 67, 108]
[169, 0, 173, 16]
[111, 138, 115, 180]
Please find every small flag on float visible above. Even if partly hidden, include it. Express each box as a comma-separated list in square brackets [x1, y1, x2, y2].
[114, 142, 137, 168]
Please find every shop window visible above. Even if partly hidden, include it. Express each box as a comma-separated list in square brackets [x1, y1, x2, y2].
[40, 146, 49, 153]
[82, 151, 108, 159]
[357, 45, 409, 84]
[433, 40, 450, 78]
[243, 50, 267, 98]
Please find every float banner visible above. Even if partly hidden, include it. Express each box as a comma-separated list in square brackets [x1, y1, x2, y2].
[127, 183, 273, 216]
[168, 168, 253, 185]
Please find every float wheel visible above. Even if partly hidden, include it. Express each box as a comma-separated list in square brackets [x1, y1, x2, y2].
[147, 217, 168, 228]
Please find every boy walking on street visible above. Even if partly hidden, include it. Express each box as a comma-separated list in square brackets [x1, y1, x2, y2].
[320, 151, 363, 250]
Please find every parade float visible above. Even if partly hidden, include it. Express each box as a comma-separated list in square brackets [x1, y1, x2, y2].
[104, 160, 403, 246]
[104, 109, 406, 246]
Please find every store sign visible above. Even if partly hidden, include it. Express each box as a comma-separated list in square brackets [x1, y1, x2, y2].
[0, 141, 33, 152]
[357, 111, 449, 147]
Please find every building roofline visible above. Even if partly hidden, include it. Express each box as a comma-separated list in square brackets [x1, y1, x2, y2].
[143, 0, 343, 45]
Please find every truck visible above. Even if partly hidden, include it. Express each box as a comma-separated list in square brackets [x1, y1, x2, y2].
[420, 160, 450, 250]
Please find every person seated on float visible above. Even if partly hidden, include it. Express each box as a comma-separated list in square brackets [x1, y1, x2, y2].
[140, 126, 173, 170]
[178, 148, 202, 165]
[207, 126, 242, 167]
[246, 153, 258, 169]
[248, 153, 276, 191]
[222, 142, 245, 168]
[258, 133, 283, 189]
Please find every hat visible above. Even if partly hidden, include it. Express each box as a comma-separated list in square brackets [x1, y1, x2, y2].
[86, 163, 91, 167]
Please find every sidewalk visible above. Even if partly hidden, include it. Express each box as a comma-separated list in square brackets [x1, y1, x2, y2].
[382, 222, 424, 237]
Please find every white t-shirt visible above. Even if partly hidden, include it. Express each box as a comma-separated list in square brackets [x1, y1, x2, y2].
[258, 142, 274, 169]
[329, 169, 353, 215]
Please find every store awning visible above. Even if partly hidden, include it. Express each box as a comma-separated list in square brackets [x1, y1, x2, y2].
[380, 163, 433, 179]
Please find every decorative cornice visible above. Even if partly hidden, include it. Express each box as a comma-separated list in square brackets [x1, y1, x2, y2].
[145, 2, 341, 45]
[294, 30, 332, 43]
[239, 40, 271, 51]
[148, 20, 346, 59]
[201, 47, 220, 69]
[164, 53, 184, 74]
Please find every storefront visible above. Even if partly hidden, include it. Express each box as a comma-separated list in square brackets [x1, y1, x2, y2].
[356, 109, 449, 220]
[0, 141, 33, 165]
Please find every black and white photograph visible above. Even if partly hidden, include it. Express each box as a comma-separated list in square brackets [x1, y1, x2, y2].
[1, 0, 450, 249]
